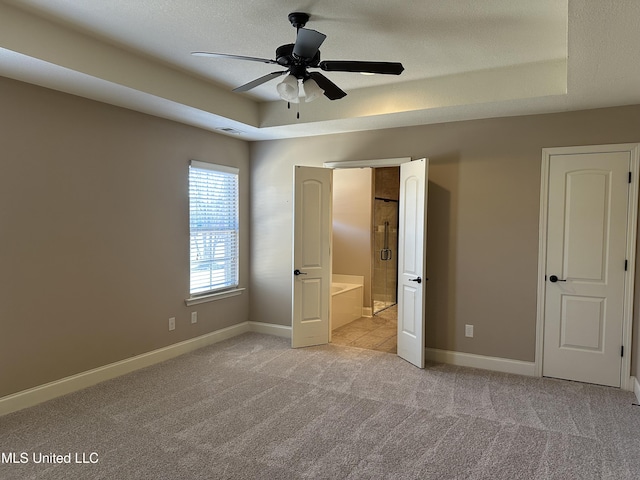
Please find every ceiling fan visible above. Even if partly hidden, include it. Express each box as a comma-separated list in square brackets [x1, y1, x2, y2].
[192, 12, 405, 102]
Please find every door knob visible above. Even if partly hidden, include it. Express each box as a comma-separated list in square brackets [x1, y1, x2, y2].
[409, 277, 422, 284]
[293, 269, 307, 276]
[549, 275, 566, 283]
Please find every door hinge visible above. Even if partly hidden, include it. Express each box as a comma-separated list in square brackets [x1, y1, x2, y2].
[621, 345, 624, 357]
[625, 259, 628, 271]
[629, 172, 632, 183]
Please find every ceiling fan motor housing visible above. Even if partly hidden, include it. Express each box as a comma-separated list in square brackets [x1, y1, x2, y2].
[275, 44, 294, 65]
[276, 44, 321, 75]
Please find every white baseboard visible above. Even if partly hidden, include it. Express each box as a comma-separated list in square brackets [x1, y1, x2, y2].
[248, 321, 291, 338]
[633, 376, 640, 403]
[425, 347, 536, 377]
[0, 322, 253, 417]
[362, 307, 373, 317]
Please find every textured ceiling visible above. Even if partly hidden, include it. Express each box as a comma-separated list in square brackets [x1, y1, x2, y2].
[3, 0, 567, 101]
[0, 1, 638, 140]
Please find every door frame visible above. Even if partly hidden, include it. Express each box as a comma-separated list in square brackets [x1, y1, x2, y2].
[324, 157, 411, 170]
[321, 157, 414, 349]
[292, 158, 412, 348]
[535, 143, 640, 389]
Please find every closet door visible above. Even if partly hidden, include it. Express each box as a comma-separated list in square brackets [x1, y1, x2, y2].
[542, 148, 632, 386]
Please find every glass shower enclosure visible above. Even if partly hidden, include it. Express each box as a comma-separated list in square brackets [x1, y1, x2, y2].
[372, 197, 398, 314]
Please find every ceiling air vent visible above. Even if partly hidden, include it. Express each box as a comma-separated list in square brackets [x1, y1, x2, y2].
[216, 127, 244, 135]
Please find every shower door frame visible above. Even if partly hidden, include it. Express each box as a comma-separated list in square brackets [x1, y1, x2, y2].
[372, 197, 400, 314]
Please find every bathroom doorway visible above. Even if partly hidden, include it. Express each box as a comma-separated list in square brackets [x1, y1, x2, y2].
[293, 158, 428, 366]
[330, 166, 400, 354]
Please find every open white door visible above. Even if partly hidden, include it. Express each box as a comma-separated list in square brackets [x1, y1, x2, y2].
[292, 166, 332, 348]
[397, 159, 429, 367]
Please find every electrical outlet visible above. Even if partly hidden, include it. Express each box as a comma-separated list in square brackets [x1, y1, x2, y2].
[465, 324, 474, 338]
[191, 311, 197, 324]
[169, 317, 175, 331]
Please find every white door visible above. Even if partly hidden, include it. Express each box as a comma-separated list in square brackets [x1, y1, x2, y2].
[397, 159, 429, 367]
[292, 166, 332, 348]
[543, 150, 631, 387]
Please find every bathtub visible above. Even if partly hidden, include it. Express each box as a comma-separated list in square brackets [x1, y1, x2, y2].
[331, 275, 364, 330]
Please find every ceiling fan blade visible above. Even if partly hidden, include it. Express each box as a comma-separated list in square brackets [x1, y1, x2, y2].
[319, 61, 404, 75]
[233, 71, 287, 92]
[308, 72, 347, 100]
[191, 52, 278, 65]
[292, 28, 326, 59]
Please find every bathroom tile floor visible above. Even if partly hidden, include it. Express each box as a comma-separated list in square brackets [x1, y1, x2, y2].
[331, 305, 397, 353]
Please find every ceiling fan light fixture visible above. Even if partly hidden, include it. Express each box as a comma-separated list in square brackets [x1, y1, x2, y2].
[277, 74, 300, 103]
[302, 78, 324, 102]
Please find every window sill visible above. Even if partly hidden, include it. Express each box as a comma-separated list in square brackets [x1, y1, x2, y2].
[184, 288, 245, 306]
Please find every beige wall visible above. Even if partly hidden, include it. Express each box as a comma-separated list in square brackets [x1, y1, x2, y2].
[3, 74, 639, 399]
[332, 168, 372, 308]
[250, 105, 640, 369]
[0, 77, 250, 398]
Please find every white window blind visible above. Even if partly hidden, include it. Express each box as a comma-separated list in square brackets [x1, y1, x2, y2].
[189, 160, 239, 295]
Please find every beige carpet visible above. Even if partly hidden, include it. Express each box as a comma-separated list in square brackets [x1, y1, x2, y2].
[1, 332, 639, 479]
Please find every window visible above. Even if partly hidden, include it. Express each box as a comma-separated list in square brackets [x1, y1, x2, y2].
[189, 160, 239, 296]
